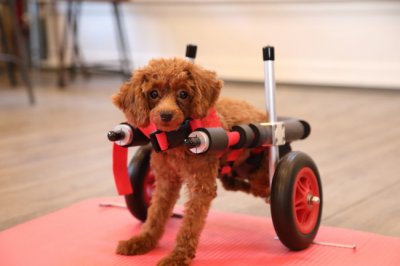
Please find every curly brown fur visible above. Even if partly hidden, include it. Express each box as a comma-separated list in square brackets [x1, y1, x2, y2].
[113, 58, 269, 265]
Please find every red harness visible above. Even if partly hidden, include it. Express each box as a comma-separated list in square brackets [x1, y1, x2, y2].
[112, 108, 223, 195]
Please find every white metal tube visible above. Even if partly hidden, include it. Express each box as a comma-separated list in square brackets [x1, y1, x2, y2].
[264, 60, 278, 123]
[263, 46, 279, 186]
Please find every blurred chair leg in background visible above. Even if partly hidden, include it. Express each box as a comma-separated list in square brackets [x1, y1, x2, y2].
[0, 10, 17, 87]
[57, 0, 82, 88]
[56, 0, 132, 88]
[112, 0, 131, 77]
[0, 0, 34, 104]
[70, 0, 90, 81]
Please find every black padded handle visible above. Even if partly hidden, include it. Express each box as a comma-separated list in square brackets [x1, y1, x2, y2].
[186, 44, 197, 59]
[107, 130, 124, 142]
[263, 46, 275, 61]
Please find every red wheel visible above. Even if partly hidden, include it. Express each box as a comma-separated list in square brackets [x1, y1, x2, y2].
[270, 151, 322, 250]
[293, 167, 320, 235]
[124, 144, 154, 222]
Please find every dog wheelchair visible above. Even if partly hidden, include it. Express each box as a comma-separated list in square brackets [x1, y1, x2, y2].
[107, 45, 323, 251]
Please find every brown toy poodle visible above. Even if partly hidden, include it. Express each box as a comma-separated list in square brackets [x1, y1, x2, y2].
[112, 58, 270, 265]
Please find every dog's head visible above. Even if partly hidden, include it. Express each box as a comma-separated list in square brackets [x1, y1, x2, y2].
[113, 58, 222, 132]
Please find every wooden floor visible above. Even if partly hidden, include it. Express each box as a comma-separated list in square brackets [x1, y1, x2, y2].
[1, 73, 399, 237]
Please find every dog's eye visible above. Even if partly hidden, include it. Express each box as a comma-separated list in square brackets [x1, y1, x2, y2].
[149, 90, 159, 99]
[178, 91, 189, 99]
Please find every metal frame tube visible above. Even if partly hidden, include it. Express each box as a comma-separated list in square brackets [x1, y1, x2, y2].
[263, 46, 279, 186]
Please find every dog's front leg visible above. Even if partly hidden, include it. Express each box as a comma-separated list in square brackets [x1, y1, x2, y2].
[117, 162, 182, 256]
[158, 160, 218, 266]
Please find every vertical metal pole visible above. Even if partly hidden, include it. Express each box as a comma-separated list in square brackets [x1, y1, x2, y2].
[263, 46, 279, 186]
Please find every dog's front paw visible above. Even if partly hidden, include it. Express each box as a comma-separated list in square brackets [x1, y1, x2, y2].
[116, 235, 156, 256]
[157, 252, 192, 266]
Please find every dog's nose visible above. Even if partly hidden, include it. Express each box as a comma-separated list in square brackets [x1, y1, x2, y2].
[160, 112, 173, 122]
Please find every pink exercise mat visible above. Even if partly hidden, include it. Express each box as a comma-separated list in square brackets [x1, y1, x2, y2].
[0, 197, 399, 266]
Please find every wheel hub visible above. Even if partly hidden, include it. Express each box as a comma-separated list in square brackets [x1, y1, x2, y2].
[308, 194, 320, 206]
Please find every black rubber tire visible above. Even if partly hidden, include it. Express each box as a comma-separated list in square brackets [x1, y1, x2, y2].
[124, 144, 153, 222]
[270, 151, 323, 250]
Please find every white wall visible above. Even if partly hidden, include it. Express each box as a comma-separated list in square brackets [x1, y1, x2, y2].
[47, 1, 400, 89]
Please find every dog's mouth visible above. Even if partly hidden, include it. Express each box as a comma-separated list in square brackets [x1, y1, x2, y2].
[150, 109, 186, 132]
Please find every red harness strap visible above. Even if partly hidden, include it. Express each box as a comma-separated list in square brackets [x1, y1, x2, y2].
[112, 143, 133, 195]
[138, 120, 170, 152]
[112, 107, 222, 195]
[192, 109, 244, 174]
[140, 108, 222, 153]
[190, 107, 222, 129]
[139, 122, 157, 137]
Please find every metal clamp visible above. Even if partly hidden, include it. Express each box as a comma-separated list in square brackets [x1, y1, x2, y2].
[260, 121, 286, 146]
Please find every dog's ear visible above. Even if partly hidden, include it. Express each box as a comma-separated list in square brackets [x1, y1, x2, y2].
[112, 82, 131, 110]
[188, 65, 223, 118]
[112, 70, 150, 127]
